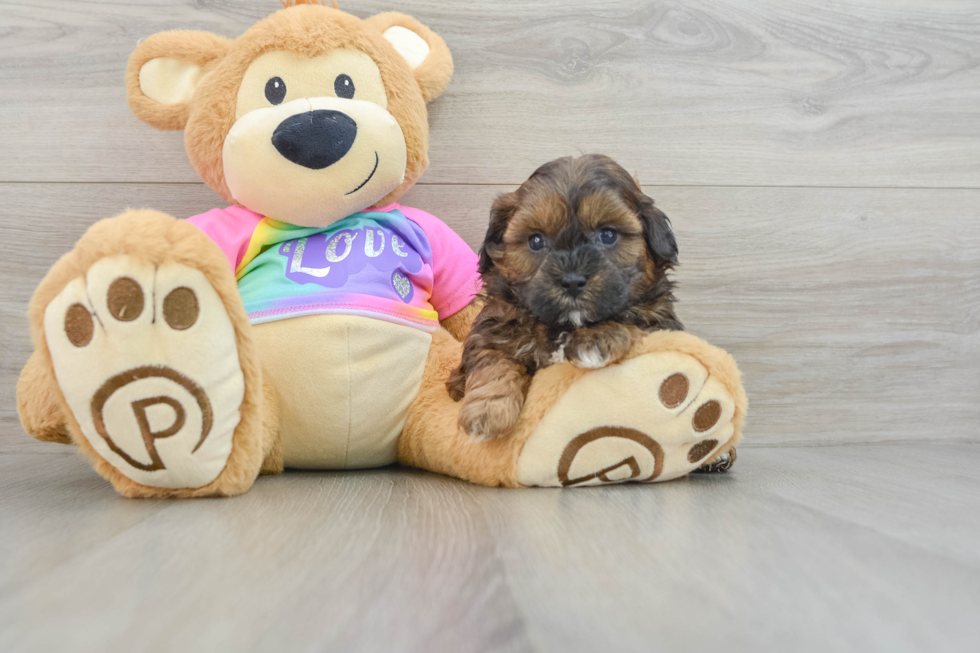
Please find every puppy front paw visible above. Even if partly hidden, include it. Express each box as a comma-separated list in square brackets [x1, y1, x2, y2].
[564, 330, 622, 369]
[458, 392, 523, 440]
[567, 344, 611, 369]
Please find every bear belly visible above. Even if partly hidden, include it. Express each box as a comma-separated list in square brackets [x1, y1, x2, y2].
[252, 314, 432, 469]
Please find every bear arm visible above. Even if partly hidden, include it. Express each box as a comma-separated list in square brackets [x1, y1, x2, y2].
[185, 206, 266, 272]
[17, 349, 72, 444]
[440, 298, 483, 342]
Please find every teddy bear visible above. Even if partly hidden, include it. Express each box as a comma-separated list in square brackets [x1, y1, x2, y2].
[15, 0, 747, 498]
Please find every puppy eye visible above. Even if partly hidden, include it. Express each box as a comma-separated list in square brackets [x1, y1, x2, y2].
[265, 77, 286, 105]
[598, 228, 618, 246]
[528, 233, 547, 252]
[335, 74, 355, 99]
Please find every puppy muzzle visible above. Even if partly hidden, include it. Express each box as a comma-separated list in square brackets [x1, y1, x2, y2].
[550, 248, 601, 298]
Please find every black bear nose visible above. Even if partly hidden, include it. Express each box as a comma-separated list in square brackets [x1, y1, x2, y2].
[560, 273, 588, 297]
[272, 110, 357, 170]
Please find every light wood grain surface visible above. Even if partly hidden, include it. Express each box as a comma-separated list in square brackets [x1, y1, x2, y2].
[2, 0, 980, 187]
[2, 182, 977, 453]
[2, 444, 979, 652]
[1, 1, 979, 649]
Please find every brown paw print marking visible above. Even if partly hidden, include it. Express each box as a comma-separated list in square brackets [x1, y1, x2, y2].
[687, 439, 719, 464]
[659, 373, 689, 408]
[693, 400, 722, 432]
[107, 277, 144, 322]
[65, 303, 94, 347]
[558, 426, 664, 487]
[163, 287, 200, 330]
[90, 365, 213, 472]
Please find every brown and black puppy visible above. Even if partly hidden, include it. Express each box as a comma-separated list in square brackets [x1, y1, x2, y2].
[448, 154, 683, 439]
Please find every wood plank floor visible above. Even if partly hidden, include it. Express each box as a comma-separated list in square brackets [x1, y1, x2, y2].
[2, 0, 979, 187]
[1, 1, 979, 650]
[2, 443, 979, 652]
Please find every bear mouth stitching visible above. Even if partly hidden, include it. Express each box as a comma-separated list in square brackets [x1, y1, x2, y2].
[345, 151, 380, 196]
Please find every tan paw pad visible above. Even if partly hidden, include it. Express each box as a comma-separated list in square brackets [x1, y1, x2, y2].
[517, 350, 737, 487]
[43, 256, 244, 489]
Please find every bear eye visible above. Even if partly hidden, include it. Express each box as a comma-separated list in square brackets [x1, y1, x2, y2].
[265, 77, 286, 105]
[598, 228, 618, 246]
[528, 233, 547, 252]
[335, 74, 355, 99]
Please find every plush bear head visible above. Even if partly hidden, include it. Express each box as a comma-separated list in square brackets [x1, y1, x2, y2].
[126, 0, 453, 227]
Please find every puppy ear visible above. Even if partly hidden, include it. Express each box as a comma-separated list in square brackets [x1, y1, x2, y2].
[363, 13, 454, 102]
[638, 195, 679, 264]
[126, 31, 230, 131]
[479, 191, 518, 274]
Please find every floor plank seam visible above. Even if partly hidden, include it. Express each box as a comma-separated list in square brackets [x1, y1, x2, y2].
[751, 485, 980, 572]
[742, 439, 980, 450]
[3, 439, 978, 457]
[3, 180, 980, 191]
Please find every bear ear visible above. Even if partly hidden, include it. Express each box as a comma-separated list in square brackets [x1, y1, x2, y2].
[363, 13, 454, 103]
[126, 31, 230, 131]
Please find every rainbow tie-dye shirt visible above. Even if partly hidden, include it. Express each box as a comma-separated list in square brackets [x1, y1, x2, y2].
[186, 203, 480, 331]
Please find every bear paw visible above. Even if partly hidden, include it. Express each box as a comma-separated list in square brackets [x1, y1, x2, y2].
[517, 349, 739, 487]
[43, 256, 245, 489]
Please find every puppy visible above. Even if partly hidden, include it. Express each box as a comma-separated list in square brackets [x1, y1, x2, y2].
[448, 154, 682, 439]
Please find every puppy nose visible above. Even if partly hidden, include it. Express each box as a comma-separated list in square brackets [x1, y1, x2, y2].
[272, 110, 357, 170]
[560, 273, 588, 297]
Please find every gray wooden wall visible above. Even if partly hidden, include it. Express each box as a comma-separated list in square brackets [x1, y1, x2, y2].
[1, 0, 977, 454]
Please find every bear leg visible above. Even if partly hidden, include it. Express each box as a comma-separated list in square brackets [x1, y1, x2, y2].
[23, 209, 274, 498]
[17, 349, 72, 445]
[400, 329, 747, 488]
[399, 329, 527, 486]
